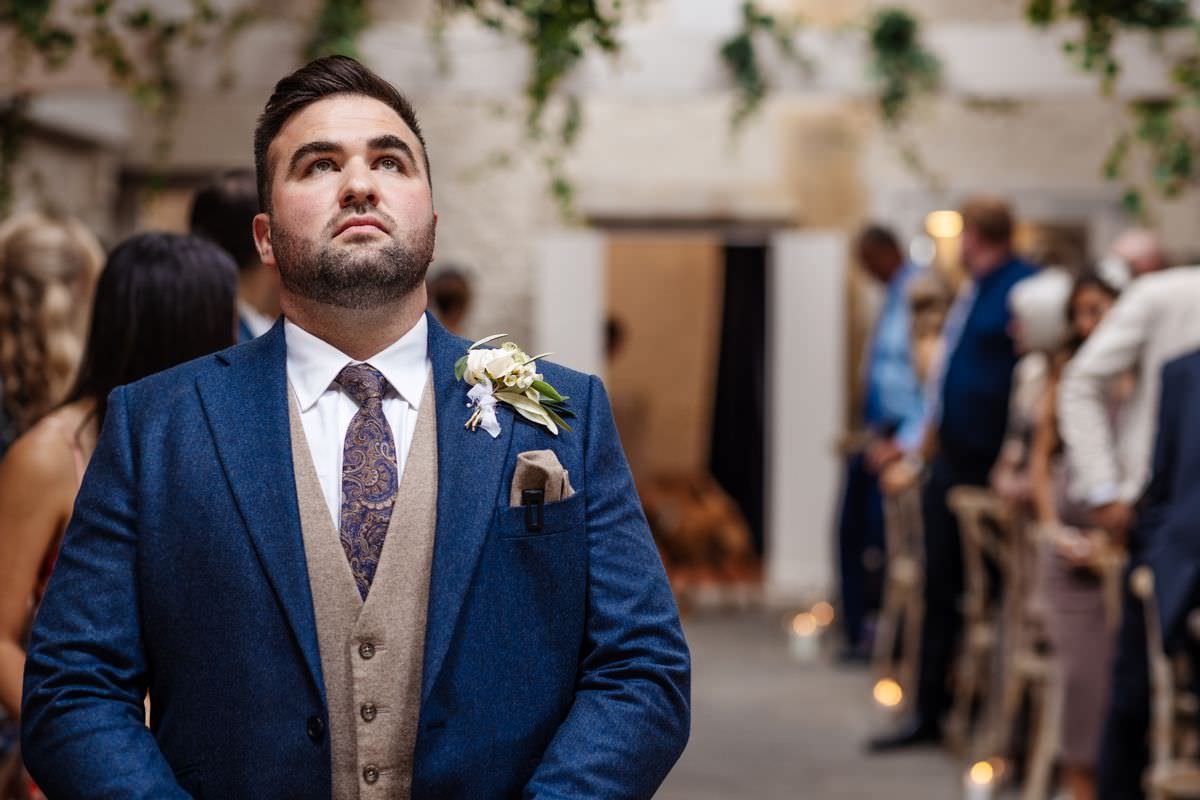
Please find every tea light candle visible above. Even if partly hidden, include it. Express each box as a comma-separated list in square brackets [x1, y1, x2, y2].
[789, 612, 819, 662]
[964, 761, 995, 800]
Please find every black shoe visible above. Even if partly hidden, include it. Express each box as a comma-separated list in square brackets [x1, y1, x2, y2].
[865, 717, 942, 753]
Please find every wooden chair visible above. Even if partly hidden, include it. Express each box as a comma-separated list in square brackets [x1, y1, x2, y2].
[945, 487, 1010, 755]
[872, 484, 925, 714]
[1132, 567, 1200, 800]
[948, 489, 1062, 800]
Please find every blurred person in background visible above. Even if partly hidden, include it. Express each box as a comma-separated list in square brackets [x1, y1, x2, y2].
[1028, 273, 1122, 800]
[0, 212, 103, 457]
[990, 268, 1072, 506]
[1056, 231, 1200, 800]
[1097, 227, 1169, 290]
[426, 266, 473, 336]
[191, 168, 280, 341]
[0, 233, 236, 799]
[836, 224, 925, 661]
[870, 196, 1036, 751]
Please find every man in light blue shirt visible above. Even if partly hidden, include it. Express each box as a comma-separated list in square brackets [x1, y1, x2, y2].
[837, 225, 925, 659]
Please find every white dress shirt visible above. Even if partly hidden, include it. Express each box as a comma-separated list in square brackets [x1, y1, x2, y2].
[1059, 266, 1200, 506]
[285, 315, 430, 528]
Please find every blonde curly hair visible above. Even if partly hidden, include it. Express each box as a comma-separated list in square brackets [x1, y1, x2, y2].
[0, 212, 103, 440]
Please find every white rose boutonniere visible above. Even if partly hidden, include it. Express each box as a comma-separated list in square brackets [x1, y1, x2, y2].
[455, 334, 574, 438]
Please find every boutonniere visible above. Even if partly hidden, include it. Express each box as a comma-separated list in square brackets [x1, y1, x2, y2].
[455, 334, 574, 438]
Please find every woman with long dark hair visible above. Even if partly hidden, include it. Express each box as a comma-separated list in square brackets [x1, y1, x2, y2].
[0, 232, 236, 797]
[1029, 271, 1123, 800]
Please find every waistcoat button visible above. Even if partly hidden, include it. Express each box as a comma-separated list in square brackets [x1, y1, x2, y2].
[363, 765, 380, 784]
[359, 641, 375, 660]
[361, 703, 377, 722]
[306, 715, 325, 742]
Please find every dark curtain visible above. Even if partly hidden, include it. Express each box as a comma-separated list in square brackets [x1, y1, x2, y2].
[709, 244, 767, 556]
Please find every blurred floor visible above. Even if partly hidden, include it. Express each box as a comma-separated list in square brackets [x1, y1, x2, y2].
[657, 610, 962, 800]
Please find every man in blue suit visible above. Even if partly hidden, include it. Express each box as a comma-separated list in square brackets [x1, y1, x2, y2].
[22, 56, 690, 799]
[869, 197, 1036, 750]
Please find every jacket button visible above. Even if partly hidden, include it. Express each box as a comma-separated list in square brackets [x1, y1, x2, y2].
[359, 641, 376, 660]
[363, 764, 380, 784]
[361, 703, 377, 722]
[306, 715, 325, 742]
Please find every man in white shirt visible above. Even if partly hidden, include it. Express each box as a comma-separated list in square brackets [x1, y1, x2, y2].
[1056, 231, 1200, 800]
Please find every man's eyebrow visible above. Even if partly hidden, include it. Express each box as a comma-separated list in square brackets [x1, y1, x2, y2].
[288, 140, 343, 175]
[369, 135, 417, 167]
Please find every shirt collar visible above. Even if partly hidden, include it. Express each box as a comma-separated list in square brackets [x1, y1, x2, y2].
[284, 314, 429, 413]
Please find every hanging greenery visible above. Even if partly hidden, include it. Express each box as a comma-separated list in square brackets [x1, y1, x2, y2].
[306, 0, 369, 60]
[436, 0, 622, 219]
[867, 8, 941, 128]
[718, 1, 809, 130]
[1027, 0, 1199, 217]
[1027, 0, 1190, 90]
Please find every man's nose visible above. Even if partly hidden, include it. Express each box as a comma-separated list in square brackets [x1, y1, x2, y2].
[339, 158, 378, 208]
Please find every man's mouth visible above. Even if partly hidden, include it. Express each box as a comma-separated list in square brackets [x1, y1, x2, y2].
[334, 217, 388, 237]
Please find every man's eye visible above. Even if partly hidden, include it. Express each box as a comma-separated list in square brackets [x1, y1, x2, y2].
[378, 157, 401, 171]
[309, 159, 335, 174]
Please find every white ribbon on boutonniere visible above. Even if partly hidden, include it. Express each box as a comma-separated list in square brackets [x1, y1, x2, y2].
[456, 334, 573, 438]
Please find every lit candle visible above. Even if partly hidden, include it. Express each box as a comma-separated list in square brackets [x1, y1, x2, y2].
[964, 761, 995, 800]
[788, 613, 819, 662]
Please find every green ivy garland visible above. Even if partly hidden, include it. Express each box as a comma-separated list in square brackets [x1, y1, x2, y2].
[718, 1, 809, 130]
[867, 8, 941, 128]
[1028, 0, 1197, 216]
[0, 0, 941, 220]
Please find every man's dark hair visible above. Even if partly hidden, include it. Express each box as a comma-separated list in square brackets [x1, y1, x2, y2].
[190, 169, 260, 272]
[856, 224, 901, 254]
[253, 55, 431, 212]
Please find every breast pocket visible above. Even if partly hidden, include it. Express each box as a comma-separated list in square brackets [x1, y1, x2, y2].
[495, 491, 587, 539]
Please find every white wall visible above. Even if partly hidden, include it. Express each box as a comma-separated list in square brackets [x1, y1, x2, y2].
[767, 231, 847, 602]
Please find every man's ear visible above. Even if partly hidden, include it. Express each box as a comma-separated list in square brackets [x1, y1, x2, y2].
[253, 213, 275, 268]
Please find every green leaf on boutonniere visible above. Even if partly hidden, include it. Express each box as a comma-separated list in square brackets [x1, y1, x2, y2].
[543, 405, 573, 433]
[497, 391, 560, 433]
[454, 354, 469, 382]
[530, 379, 564, 403]
[469, 333, 508, 350]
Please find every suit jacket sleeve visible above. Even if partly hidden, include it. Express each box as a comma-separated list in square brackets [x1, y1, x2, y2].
[1057, 280, 1154, 505]
[21, 386, 188, 798]
[523, 375, 691, 800]
[1138, 359, 1185, 549]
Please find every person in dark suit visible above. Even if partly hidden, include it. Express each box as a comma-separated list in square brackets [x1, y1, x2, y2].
[1113, 350, 1200, 786]
[870, 197, 1037, 750]
[21, 56, 690, 799]
[190, 168, 282, 341]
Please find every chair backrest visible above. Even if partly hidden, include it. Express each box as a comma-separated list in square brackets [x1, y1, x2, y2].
[948, 487, 1012, 618]
[1131, 566, 1176, 770]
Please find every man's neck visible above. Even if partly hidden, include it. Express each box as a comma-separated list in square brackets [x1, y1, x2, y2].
[281, 287, 428, 361]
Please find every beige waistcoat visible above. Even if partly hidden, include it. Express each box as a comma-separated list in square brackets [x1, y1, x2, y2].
[288, 378, 437, 800]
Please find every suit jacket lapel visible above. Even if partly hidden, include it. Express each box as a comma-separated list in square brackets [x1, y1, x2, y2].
[421, 313, 516, 705]
[194, 321, 325, 701]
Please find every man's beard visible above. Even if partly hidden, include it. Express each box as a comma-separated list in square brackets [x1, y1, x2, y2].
[272, 213, 435, 311]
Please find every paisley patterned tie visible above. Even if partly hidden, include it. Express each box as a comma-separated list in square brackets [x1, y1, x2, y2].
[336, 363, 398, 599]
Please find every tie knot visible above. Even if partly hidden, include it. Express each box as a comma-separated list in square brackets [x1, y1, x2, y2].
[336, 363, 388, 407]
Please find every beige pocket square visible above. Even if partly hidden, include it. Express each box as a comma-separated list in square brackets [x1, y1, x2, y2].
[509, 450, 575, 507]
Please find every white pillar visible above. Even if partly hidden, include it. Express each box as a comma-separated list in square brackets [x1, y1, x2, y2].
[532, 231, 606, 379]
[766, 231, 847, 603]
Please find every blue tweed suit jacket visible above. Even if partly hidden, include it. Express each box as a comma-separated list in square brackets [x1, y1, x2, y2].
[21, 312, 690, 799]
[1140, 348, 1200, 647]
